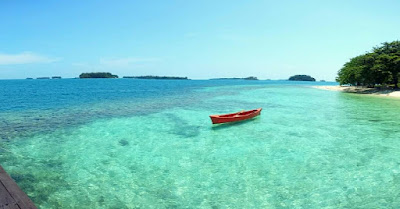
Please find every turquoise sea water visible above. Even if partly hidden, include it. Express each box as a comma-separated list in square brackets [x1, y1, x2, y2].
[1, 79, 400, 208]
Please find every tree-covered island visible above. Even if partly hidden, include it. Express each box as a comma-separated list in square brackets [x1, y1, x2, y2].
[336, 41, 400, 88]
[210, 76, 258, 80]
[123, 76, 189, 80]
[79, 72, 118, 78]
[288, 75, 316, 81]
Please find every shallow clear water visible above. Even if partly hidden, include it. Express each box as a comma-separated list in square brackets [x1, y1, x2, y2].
[1, 79, 400, 208]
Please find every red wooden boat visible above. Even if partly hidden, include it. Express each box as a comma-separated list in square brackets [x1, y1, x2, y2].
[209, 108, 262, 124]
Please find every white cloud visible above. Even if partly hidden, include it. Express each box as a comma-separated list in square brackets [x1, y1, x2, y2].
[0, 52, 60, 65]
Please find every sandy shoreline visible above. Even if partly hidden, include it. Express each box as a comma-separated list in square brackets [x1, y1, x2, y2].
[312, 86, 400, 98]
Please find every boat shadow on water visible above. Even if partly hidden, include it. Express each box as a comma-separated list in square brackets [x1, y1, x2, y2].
[210, 117, 260, 130]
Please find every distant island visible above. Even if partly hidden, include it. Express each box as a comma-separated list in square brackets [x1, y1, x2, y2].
[27, 76, 62, 79]
[79, 72, 118, 79]
[210, 76, 258, 80]
[288, 75, 316, 81]
[123, 76, 189, 80]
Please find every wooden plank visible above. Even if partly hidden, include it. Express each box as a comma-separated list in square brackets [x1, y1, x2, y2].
[0, 181, 16, 207]
[1, 202, 20, 209]
[0, 166, 36, 209]
[0, 183, 17, 208]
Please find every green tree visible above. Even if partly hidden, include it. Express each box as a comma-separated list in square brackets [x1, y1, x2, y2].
[336, 41, 400, 88]
[336, 53, 379, 87]
[373, 41, 400, 88]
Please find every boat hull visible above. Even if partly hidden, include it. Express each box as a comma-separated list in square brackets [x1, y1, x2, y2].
[209, 108, 262, 124]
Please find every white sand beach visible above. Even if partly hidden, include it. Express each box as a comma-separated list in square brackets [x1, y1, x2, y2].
[312, 86, 400, 98]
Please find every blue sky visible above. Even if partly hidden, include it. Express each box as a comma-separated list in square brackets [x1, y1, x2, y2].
[0, 0, 399, 80]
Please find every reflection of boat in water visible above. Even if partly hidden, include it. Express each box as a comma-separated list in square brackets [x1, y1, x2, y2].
[209, 108, 262, 124]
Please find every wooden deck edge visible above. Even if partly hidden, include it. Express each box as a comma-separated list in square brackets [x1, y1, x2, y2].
[0, 166, 37, 209]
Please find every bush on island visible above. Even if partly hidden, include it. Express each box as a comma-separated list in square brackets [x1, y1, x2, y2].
[79, 72, 118, 79]
[288, 75, 316, 81]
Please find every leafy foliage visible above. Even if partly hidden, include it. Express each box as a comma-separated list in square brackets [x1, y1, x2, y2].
[336, 41, 400, 88]
[288, 75, 316, 81]
[79, 72, 118, 78]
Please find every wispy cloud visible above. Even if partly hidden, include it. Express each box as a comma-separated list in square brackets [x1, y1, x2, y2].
[0, 52, 60, 65]
[71, 57, 161, 72]
[184, 32, 198, 38]
[71, 62, 91, 68]
[99, 57, 160, 68]
[218, 34, 250, 42]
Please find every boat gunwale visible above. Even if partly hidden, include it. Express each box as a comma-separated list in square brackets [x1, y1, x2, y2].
[210, 108, 262, 118]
